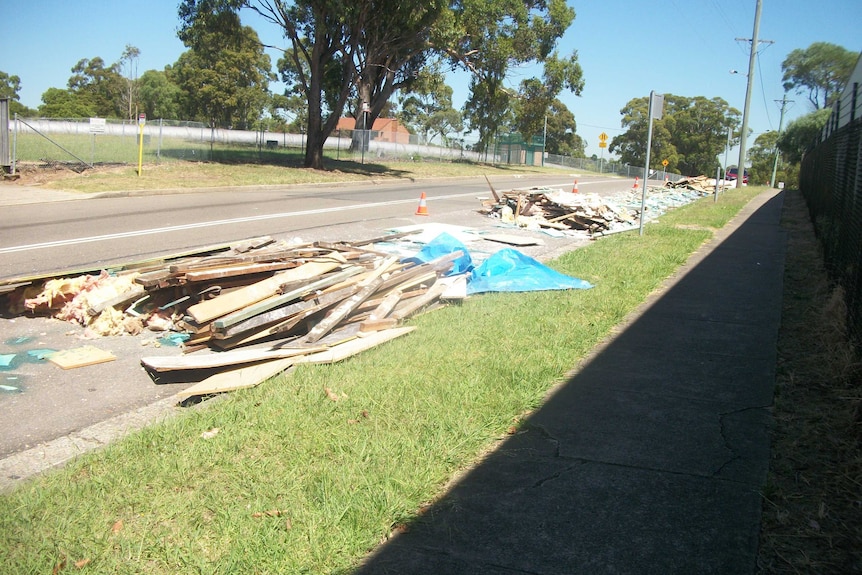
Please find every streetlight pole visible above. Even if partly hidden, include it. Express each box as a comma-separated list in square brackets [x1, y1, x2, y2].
[771, 94, 791, 187]
[736, 0, 762, 184]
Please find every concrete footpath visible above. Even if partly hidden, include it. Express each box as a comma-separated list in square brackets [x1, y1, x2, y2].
[356, 189, 786, 574]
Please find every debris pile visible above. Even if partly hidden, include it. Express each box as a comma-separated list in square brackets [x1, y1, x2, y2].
[5, 233, 458, 347]
[480, 187, 636, 235]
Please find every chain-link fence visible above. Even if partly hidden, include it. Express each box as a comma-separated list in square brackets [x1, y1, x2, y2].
[800, 53, 862, 345]
[8, 117, 491, 169]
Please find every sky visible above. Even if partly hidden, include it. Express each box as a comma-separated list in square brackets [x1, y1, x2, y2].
[3, 0, 861, 163]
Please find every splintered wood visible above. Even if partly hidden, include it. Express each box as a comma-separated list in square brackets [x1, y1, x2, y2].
[479, 187, 636, 235]
[4, 234, 457, 398]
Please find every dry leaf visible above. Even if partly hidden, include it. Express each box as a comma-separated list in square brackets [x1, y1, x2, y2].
[201, 427, 220, 439]
[252, 509, 287, 518]
[52, 557, 66, 574]
[74, 558, 91, 569]
[111, 520, 123, 533]
[284, 517, 292, 530]
[506, 426, 517, 435]
[324, 387, 339, 402]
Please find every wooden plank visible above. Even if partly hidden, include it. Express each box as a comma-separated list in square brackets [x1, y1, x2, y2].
[186, 257, 345, 324]
[391, 281, 448, 321]
[359, 318, 398, 333]
[302, 278, 384, 343]
[87, 285, 146, 316]
[183, 261, 297, 282]
[174, 358, 295, 401]
[482, 234, 543, 247]
[212, 266, 362, 331]
[298, 326, 415, 365]
[47, 346, 116, 369]
[141, 344, 326, 372]
[484, 175, 501, 203]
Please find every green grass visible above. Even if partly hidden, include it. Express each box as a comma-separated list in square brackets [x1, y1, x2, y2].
[0, 186, 765, 573]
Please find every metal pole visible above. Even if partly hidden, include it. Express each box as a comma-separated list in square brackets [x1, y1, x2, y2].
[12, 112, 17, 175]
[639, 91, 656, 236]
[736, 0, 762, 185]
[771, 94, 790, 187]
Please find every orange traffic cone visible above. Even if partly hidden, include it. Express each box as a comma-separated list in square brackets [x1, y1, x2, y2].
[415, 192, 429, 216]
[633, 176, 639, 190]
[572, 179, 579, 193]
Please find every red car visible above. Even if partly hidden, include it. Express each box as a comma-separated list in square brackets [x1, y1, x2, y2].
[727, 167, 749, 184]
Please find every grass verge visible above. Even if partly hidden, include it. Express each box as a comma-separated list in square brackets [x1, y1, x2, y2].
[0, 186, 763, 573]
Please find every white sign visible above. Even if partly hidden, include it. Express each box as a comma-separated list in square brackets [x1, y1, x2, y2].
[89, 117, 106, 133]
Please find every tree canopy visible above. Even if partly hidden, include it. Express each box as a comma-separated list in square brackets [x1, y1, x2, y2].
[610, 94, 740, 176]
[777, 108, 832, 164]
[0, 71, 36, 116]
[781, 42, 857, 110]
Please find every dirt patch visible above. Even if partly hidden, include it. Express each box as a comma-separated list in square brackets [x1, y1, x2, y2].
[757, 189, 862, 573]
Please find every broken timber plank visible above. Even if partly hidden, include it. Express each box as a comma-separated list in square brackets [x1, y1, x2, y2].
[87, 285, 146, 316]
[141, 344, 326, 372]
[212, 266, 362, 331]
[391, 281, 449, 321]
[186, 257, 345, 324]
[183, 261, 297, 282]
[174, 357, 295, 401]
[298, 326, 416, 365]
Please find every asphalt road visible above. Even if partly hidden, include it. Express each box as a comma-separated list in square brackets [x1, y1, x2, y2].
[0, 173, 639, 486]
[0, 174, 631, 281]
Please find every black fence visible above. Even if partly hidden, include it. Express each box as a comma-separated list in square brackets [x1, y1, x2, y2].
[800, 115, 862, 343]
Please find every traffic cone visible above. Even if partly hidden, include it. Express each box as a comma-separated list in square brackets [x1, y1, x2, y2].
[633, 176, 639, 190]
[572, 179, 579, 193]
[415, 192, 429, 216]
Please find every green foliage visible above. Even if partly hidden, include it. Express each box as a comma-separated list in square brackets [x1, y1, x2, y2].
[398, 62, 463, 144]
[781, 42, 858, 109]
[778, 108, 832, 164]
[0, 71, 36, 116]
[137, 70, 182, 120]
[611, 94, 740, 176]
[539, 98, 585, 157]
[66, 57, 126, 117]
[38, 87, 96, 118]
[453, 0, 582, 153]
[172, 12, 272, 129]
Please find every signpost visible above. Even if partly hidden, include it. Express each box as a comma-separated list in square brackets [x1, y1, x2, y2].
[662, 158, 668, 181]
[639, 91, 664, 236]
[89, 118, 105, 167]
[137, 113, 146, 176]
[598, 132, 608, 173]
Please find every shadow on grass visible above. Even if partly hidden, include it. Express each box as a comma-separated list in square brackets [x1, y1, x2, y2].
[351, 193, 785, 575]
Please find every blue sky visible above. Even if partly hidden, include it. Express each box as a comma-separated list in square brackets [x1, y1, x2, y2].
[3, 0, 861, 160]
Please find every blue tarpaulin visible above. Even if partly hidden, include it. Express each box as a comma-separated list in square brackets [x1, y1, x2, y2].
[400, 232, 474, 276]
[403, 233, 593, 294]
[466, 248, 593, 294]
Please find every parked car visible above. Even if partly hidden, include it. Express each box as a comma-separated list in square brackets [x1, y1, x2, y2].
[726, 166, 749, 184]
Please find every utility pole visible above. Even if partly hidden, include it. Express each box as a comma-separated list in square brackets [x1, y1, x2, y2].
[736, 0, 770, 184]
[770, 94, 792, 187]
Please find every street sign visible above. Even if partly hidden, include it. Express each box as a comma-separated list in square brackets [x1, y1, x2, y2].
[662, 159, 668, 167]
[599, 132, 608, 142]
[89, 117, 106, 133]
[138, 113, 146, 126]
[598, 141, 607, 148]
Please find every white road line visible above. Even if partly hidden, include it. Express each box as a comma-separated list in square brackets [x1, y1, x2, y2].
[0, 192, 477, 254]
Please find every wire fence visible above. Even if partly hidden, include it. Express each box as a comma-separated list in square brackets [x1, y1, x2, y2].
[801, 115, 862, 345]
[8, 117, 490, 169]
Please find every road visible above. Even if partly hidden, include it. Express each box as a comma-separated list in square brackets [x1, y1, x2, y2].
[0, 172, 638, 485]
[0, 174, 632, 281]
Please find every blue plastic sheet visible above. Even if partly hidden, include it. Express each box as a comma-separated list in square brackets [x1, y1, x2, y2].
[400, 232, 474, 276]
[466, 248, 593, 294]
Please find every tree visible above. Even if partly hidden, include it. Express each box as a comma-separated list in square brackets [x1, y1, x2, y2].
[543, 99, 584, 157]
[451, 0, 584, 153]
[781, 42, 857, 109]
[174, 11, 273, 130]
[38, 87, 96, 118]
[0, 71, 37, 116]
[397, 63, 462, 144]
[777, 108, 832, 164]
[119, 45, 141, 121]
[610, 94, 740, 176]
[137, 69, 182, 119]
[67, 57, 126, 117]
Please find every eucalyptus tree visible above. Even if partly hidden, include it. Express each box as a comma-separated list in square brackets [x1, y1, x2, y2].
[782, 42, 857, 110]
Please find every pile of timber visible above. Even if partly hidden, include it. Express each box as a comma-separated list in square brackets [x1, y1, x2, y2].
[6, 233, 458, 351]
[663, 175, 718, 193]
[479, 186, 636, 235]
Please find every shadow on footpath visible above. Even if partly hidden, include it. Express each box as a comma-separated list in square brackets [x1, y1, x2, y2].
[352, 193, 785, 575]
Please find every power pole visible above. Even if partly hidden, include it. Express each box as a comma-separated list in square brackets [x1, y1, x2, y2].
[736, 0, 770, 184]
[770, 94, 793, 187]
